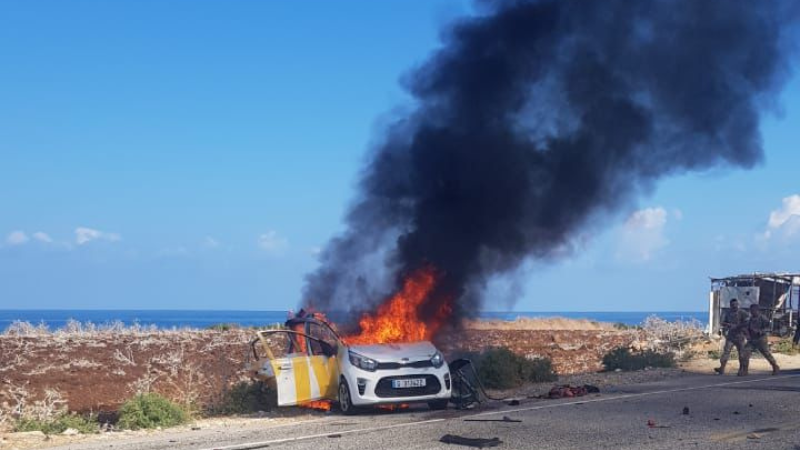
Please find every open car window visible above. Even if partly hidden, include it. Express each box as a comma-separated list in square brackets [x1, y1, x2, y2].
[257, 330, 336, 359]
[308, 322, 339, 345]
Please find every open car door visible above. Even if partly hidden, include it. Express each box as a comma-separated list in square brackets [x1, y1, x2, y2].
[251, 330, 339, 406]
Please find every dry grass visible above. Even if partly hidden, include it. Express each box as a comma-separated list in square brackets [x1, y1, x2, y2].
[0, 321, 256, 422]
[463, 317, 618, 331]
[0, 382, 69, 432]
[638, 315, 706, 355]
[0, 315, 702, 424]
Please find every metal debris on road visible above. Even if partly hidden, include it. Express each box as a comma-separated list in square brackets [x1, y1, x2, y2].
[647, 419, 670, 429]
[440, 434, 503, 448]
[463, 416, 521, 423]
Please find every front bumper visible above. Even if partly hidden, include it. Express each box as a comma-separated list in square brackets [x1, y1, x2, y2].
[342, 365, 451, 406]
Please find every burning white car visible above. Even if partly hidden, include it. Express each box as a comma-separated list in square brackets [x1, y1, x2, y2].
[249, 315, 451, 413]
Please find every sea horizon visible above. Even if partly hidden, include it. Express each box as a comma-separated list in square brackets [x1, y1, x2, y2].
[0, 309, 707, 330]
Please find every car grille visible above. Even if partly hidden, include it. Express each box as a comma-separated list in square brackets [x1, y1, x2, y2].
[376, 360, 434, 370]
[375, 375, 442, 398]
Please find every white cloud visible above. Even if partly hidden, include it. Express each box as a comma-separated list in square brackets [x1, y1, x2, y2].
[203, 236, 220, 248]
[32, 232, 53, 243]
[624, 207, 668, 231]
[618, 207, 669, 262]
[6, 230, 29, 246]
[75, 227, 121, 245]
[763, 195, 800, 239]
[258, 231, 289, 254]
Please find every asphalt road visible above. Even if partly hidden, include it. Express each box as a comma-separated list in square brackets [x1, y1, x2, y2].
[50, 370, 800, 450]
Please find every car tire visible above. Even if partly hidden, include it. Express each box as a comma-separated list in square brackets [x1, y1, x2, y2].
[338, 378, 358, 415]
[428, 399, 449, 410]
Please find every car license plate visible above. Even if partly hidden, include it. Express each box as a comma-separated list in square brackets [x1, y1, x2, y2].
[392, 378, 426, 389]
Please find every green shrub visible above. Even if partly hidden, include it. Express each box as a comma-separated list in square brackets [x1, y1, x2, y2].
[708, 348, 740, 360]
[469, 347, 557, 390]
[602, 347, 676, 372]
[15, 413, 98, 435]
[118, 393, 188, 430]
[771, 339, 798, 355]
[210, 381, 275, 415]
[679, 350, 698, 362]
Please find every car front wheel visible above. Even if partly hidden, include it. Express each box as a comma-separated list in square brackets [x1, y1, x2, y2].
[338, 378, 357, 415]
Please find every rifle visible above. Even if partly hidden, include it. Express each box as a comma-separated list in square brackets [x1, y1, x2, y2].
[726, 321, 750, 339]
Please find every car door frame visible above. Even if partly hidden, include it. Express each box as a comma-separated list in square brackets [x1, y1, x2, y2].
[251, 329, 339, 406]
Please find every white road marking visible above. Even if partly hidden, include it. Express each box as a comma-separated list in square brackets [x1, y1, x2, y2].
[240, 417, 330, 430]
[198, 373, 799, 450]
[198, 418, 446, 450]
[474, 373, 800, 417]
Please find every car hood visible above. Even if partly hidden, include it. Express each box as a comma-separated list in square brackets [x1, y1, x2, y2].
[347, 341, 439, 362]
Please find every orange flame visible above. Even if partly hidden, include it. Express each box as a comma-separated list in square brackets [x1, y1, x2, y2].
[299, 400, 332, 411]
[344, 267, 452, 345]
[377, 403, 410, 411]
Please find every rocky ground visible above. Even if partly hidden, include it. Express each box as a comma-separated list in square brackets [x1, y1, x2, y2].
[440, 328, 638, 374]
[0, 328, 254, 416]
[2, 316, 797, 450]
[0, 319, 641, 418]
[5, 354, 800, 450]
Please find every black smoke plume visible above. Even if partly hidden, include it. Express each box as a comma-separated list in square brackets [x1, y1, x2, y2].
[303, 0, 797, 330]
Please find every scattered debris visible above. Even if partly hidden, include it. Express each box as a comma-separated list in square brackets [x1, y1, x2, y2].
[682, 407, 690, 415]
[328, 434, 342, 438]
[733, 411, 740, 415]
[533, 384, 600, 399]
[507, 400, 520, 406]
[440, 434, 503, 448]
[464, 416, 521, 423]
[647, 419, 670, 429]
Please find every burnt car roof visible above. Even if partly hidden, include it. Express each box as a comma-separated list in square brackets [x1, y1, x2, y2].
[284, 314, 342, 340]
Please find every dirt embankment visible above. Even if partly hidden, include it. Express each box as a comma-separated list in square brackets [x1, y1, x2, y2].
[444, 329, 636, 374]
[0, 330, 254, 415]
[0, 320, 638, 416]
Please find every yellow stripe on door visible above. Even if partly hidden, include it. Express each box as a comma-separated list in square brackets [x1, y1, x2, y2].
[309, 356, 332, 399]
[292, 357, 312, 402]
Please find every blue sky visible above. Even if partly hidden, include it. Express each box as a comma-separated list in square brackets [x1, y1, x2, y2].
[1, 1, 798, 312]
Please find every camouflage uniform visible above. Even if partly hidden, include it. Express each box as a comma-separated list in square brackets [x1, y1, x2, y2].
[740, 314, 780, 376]
[715, 308, 749, 374]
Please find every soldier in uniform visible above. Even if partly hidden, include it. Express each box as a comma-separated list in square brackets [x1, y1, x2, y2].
[739, 304, 780, 376]
[714, 299, 749, 375]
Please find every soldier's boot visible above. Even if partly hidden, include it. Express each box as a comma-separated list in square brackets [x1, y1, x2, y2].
[737, 360, 749, 377]
[766, 356, 780, 375]
[714, 357, 728, 375]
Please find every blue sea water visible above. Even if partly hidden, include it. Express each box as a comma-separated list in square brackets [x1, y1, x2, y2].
[0, 310, 706, 331]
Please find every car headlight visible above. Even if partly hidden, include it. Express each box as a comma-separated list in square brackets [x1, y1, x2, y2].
[348, 351, 378, 372]
[431, 351, 444, 368]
